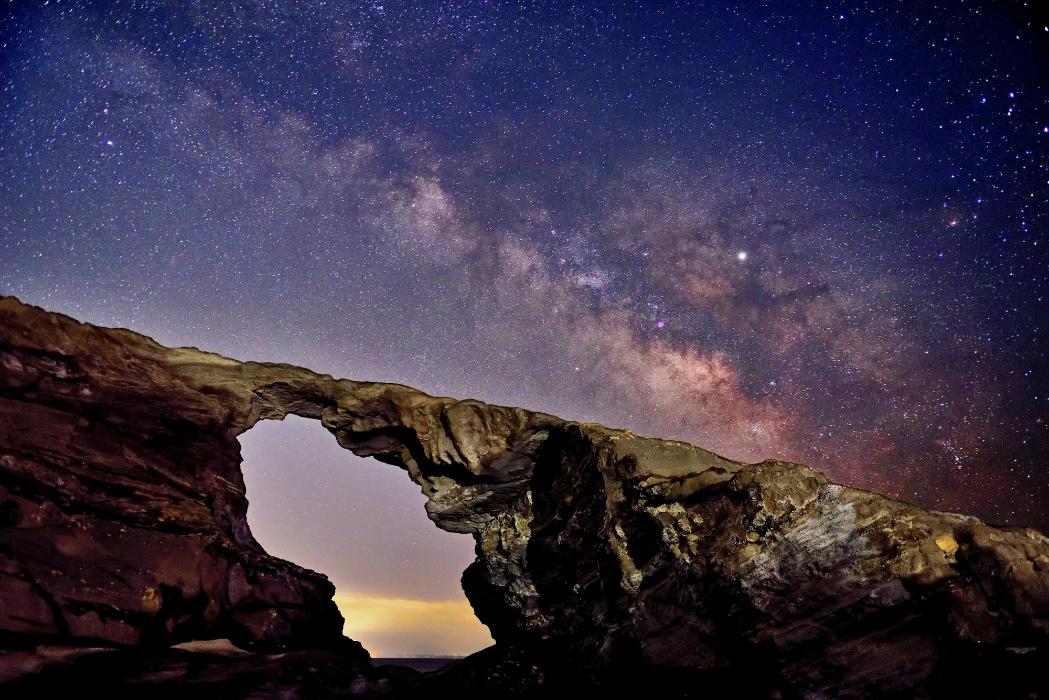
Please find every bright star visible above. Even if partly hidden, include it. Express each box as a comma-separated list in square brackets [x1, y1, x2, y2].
[736, 251, 748, 261]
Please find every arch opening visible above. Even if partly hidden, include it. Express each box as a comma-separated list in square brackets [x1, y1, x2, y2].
[237, 414, 493, 660]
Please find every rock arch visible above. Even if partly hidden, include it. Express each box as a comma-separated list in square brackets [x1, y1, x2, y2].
[2, 296, 1048, 696]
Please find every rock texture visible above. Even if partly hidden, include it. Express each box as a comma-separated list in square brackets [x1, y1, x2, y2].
[1, 295, 1047, 697]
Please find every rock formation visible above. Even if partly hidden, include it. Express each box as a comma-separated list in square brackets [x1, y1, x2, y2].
[1, 295, 1047, 698]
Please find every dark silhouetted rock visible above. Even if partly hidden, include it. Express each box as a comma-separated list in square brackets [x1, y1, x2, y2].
[1, 296, 1047, 698]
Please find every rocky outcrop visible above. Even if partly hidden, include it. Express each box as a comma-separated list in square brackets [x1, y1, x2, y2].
[1, 295, 1047, 697]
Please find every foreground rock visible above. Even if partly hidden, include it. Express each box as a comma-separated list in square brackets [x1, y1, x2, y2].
[0, 640, 410, 697]
[1, 296, 1047, 698]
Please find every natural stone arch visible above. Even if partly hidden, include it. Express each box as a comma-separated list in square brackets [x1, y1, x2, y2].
[3, 295, 1048, 697]
[230, 375, 560, 645]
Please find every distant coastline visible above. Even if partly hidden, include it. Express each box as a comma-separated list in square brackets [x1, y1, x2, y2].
[373, 657, 460, 673]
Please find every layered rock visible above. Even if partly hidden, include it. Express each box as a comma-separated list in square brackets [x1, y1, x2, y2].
[1, 295, 1047, 697]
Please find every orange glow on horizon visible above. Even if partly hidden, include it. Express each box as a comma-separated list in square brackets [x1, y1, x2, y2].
[334, 593, 494, 658]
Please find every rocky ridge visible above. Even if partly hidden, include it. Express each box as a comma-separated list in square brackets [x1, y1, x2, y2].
[1, 296, 1047, 697]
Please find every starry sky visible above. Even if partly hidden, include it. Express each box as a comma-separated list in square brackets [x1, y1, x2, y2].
[2, 1, 1048, 656]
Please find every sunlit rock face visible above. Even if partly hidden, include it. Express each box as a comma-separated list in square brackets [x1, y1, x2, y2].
[1, 295, 1048, 697]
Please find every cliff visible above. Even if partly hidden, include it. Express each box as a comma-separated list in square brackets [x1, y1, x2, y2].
[1, 296, 1047, 697]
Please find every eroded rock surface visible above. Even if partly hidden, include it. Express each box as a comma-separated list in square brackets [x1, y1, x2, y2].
[1, 296, 1047, 697]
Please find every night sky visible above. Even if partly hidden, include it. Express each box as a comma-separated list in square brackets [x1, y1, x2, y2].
[2, 1, 1048, 656]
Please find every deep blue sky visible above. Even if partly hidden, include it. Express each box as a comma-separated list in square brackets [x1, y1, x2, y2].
[2, 1, 1048, 647]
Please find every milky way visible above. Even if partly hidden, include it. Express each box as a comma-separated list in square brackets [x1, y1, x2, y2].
[2, 1, 1047, 546]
